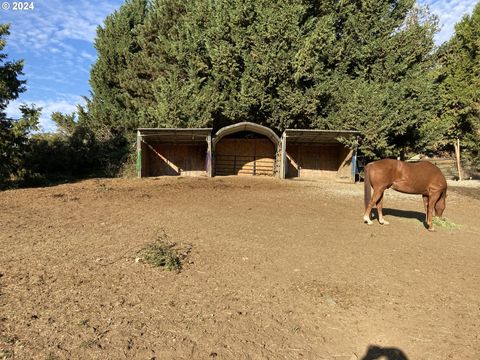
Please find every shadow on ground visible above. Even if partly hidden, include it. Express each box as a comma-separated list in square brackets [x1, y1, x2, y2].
[361, 345, 409, 360]
[379, 208, 424, 223]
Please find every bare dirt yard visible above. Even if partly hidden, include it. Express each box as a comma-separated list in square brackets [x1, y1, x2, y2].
[1, 176, 479, 360]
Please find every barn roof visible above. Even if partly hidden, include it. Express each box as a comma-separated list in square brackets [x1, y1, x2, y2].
[137, 127, 360, 145]
[212, 122, 280, 146]
[137, 128, 212, 143]
[284, 129, 360, 144]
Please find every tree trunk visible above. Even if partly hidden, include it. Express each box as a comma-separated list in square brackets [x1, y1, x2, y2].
[454, 138, 463, 181]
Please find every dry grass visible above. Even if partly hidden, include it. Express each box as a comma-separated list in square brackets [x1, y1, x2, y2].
[137, 230, 183, 271]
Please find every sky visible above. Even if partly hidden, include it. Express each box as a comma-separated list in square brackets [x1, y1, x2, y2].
[2, 0, 478, 132]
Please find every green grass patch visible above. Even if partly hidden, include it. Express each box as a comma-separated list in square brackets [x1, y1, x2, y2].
[137, 230, 189, 272]
[433, 217, 460, 230]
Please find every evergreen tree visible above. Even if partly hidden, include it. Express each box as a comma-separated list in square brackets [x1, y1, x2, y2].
[437, 2, 480, 172]
[0, 24, 40, 182]
[79, 0, 148, 140]
[51, 111, 76, 137]
[131, 0, 191, 127]
[83, 0, 440, 158]
[295, 1, 439, 158]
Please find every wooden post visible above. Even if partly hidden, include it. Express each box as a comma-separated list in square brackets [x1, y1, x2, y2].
[351, 147, 357, 183]
[454, 138, 463, 181]
[279, 132, 286, 179]
[206, 135, 212, 177]
[136, 130, 142, 178]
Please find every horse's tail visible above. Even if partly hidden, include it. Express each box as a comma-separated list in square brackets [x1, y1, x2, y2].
[364, 164, 371, 210]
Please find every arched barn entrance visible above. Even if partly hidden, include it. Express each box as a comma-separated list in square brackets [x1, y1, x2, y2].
[213, 122, 280, 176]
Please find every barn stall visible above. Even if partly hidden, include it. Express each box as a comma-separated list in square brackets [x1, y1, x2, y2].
[280, 129, 359, 181]
[136, 128, 212, 177]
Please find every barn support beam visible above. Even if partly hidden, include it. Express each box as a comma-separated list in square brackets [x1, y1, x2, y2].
[280, 132, 287, 179]
[136, 130, 142, 178]
[351, 146, 358, 183]
[206, 135, 213, 177]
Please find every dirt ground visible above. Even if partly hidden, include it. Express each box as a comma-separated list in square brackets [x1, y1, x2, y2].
[1, 176, 479, 360]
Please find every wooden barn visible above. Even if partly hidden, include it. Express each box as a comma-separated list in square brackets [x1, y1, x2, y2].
[280, 129, 359, 181]
[212, 122, 280, 177]
[137, 123, 358, 181]
[137, 128, 212, 177]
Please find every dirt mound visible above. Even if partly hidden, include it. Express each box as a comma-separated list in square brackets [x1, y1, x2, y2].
[1, 177, 479, 359]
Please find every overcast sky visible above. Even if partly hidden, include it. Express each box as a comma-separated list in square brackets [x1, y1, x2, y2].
[2, 0, 478, 132]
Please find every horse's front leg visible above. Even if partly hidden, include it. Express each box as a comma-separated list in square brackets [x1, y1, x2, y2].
[423, 195, 429, 222]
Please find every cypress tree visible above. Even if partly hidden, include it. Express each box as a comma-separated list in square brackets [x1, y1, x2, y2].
[437, 2, 480, 171]
[80, 0, 149, 139]
[83, 0, 440, 158]
[295, 0, 439, 158]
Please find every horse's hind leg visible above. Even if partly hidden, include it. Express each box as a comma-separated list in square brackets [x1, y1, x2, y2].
[423, 195, 429, 222]
[364, 187, 386, 225]
[435, 191, 446, 218]
[377, 192, 389, 225]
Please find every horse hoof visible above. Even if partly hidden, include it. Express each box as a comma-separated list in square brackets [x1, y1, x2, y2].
[380, 220, 389, 225]
[428, 227, 435, 232]
[364, 220, 373, 225]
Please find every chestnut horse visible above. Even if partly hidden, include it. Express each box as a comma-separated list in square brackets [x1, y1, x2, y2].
[363, 159, 447, 231]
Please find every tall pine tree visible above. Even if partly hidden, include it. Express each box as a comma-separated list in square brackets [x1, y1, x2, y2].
[437, 2, 480, 172]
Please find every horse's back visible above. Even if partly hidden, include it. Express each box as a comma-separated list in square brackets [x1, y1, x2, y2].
[366, 159, 447, 194]
[405, 161, 447, 190]
[365, 159, 399, 184]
